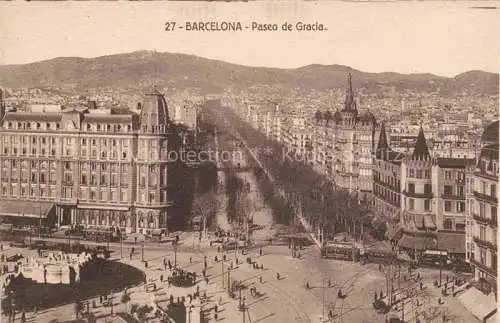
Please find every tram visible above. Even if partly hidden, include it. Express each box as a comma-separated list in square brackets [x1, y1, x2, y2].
[321, 242, 359, 261]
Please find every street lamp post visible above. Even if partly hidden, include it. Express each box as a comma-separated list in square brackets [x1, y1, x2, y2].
[142, 240, 145, 262]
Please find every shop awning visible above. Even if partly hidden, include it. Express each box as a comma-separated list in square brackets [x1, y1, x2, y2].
[397, 233, 435, 251]
[0, 201, 55, 218]
[436, 231, 465, 254]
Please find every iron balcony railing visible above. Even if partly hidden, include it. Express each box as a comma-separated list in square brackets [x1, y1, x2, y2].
[473, 236, 497, 252]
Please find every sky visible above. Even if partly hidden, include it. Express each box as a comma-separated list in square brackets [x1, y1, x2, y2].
[0, 1, 498, 77]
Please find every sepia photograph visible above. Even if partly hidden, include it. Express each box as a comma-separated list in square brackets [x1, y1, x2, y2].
[0, 2, 498, 323]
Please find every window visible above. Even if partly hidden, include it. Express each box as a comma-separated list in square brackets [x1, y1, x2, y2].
[82, 138, 87, 145]
[408, 183, 415, 194]
[409, 168, 415, 178]
[409, 198, 414, 210]
[457, 201, 466, 213]
[149, 192, 155, 203]
[81, 174, 87, 185]
[479, 248, 487, 265]
[445, 171, 452, 180]
[424, 170, 430, 178]
[479, 225, 486, 240]
[424, 184, 432, 195]
[457, 185, 464, 197]
[491, 206, 497, 220]
[443, 219, 453, 230]
[444, 201, 452, 212]
[491, 184, 496, 198]
[424, 199, 431, 211]
[444, 185, 452, 195]
[416, 169, 423, 179]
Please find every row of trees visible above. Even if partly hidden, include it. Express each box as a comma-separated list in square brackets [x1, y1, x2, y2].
[220, 105, 385, 241]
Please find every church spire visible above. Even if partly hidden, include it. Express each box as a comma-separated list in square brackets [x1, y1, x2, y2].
[343, 69, 356, 112]
[412, 126, 431, 160]
[376, 122, 390, 160]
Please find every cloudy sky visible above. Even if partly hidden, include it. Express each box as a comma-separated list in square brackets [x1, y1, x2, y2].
[0, 1, 498, 76]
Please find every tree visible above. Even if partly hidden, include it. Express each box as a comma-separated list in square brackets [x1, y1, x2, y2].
[192, 189, 217, 238]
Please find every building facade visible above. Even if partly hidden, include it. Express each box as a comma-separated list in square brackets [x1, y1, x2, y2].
[468, 120, 498, 295]
[311, 72, 377, 196]
[0, 89, 171, 233]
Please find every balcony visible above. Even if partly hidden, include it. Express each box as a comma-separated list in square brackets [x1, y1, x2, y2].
[374, 178, 396, 190]
[474, 170, 498, 182]
[473, 191, 498, 205]
[470, 258, 497, 277]
[403, 190, 433, 199]
[473, 236, 497, 252]
[441, 193, 465, 200]
[473, 213, 498, 228]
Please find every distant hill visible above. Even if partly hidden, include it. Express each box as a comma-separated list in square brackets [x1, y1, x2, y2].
[0, 51, 497, 95]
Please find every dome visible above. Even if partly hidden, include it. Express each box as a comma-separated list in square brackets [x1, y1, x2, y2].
[481, 121, 499, 144]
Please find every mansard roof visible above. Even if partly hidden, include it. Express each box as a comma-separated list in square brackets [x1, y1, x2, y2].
[139, 88, 170, 133]
[481, 120, 499, 144]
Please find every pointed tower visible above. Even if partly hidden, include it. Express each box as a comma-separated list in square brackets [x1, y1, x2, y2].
[376, 122, 390, 160]
[412, 127, 431, 160]
[339, 70, 358, 125]
[344, 71, 356, 112]
[136, 87, 170, 231]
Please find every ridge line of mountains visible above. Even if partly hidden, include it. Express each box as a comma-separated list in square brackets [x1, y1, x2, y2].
[0, 50, 498, 95]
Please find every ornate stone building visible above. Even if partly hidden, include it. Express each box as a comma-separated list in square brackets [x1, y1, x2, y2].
[468, 120, 498, 295]
[312, 72, 377, 196]
[0, 89, 171, 233]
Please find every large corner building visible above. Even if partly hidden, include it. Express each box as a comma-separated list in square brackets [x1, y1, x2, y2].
[0, 89, 171, 233]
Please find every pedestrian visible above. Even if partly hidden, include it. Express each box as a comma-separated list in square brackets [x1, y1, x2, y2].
[21, 311, 26, 323]
[420, 282, 423, 290]
[259, 248, 262, 256]
[134, 236, 137, 244]
[218, 246, 221, 252]
[276, 273, 280, 280]
[259, 276, 263, 283]
[214, 304, 218, 313]
[215, 256, 218, 262]
[219, 296, 222, 305]
[189, 257, 192, 263]
[306, 282, 309, 289]
[328, 279, 331, 288]
[379, 290, 383, 299]
[160, 274, 164, 282]
[205, 277, 209, 284]
[223, 254, 226, 261]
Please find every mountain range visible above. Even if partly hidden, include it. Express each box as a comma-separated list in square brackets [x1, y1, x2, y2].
[0, 50, 498, 95]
